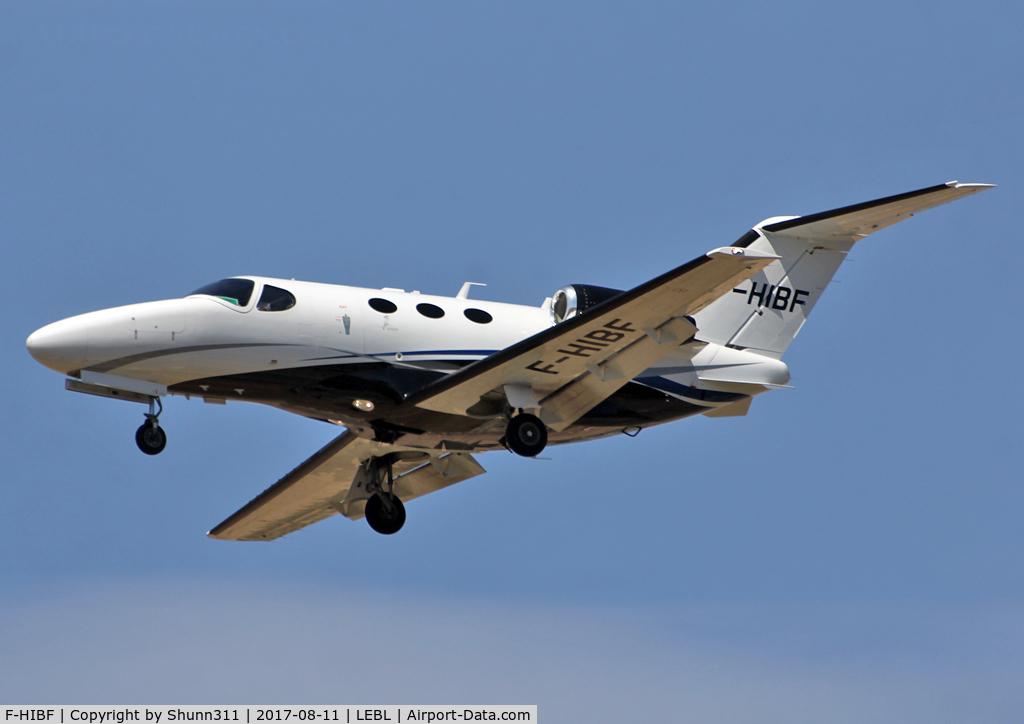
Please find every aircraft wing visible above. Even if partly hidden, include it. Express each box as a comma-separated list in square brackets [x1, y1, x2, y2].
[208, 430, 485, 541]
[409, 246, 779, 431]
[758, 181, 994, 248]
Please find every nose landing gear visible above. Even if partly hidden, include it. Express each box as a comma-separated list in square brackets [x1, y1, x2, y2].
[363, 454, 406, 535]
[135, 397, 167, 455]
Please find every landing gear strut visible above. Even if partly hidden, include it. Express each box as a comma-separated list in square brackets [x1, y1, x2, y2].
[135, 397, 167, 455]
[364, 454, 406, 535]
[505, 413, 548, 458]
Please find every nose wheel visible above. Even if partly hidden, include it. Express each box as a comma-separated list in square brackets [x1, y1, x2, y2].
[505, 413, 548, 457]
[135, 397, 167, 455]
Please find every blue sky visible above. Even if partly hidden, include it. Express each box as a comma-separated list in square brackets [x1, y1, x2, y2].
[1, 1, 1022, 720]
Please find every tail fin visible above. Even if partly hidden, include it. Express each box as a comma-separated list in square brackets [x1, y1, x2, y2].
[692, 181, 993, 358]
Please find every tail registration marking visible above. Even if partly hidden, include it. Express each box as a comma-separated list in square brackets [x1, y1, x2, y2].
[733, 282, 809, 313]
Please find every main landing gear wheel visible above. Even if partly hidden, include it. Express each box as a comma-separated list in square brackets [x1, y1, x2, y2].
[363, 453, 406, 534]
[136, 396, 166, 455]
[506, 413, 548, 457]
[136, 420, 166, 455]
[365, 493, 406, 535]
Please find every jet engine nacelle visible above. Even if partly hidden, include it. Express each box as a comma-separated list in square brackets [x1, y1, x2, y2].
[550, 284, 623, 324]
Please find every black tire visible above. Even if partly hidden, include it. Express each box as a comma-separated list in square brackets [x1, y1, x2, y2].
[506, 413, 548, 457]
[135, 421, 167, 455]
[365, 493, 406, 535]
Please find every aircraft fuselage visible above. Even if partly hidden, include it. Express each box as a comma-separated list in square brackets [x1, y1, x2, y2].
[27, 276, 782, 452]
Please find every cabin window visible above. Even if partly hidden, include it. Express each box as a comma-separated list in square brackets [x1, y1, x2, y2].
[416, 303, 445, 319]
[257, 285, 296, 312]
[368, 298, 398, 314]
[188, 279, 255, 307]
[464, 308, 492, 324]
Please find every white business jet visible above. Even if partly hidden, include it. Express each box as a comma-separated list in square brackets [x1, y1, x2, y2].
[26, 182, 991, 538]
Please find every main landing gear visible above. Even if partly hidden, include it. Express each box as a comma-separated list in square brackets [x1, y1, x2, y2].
[364, 454, 406, 535]
[505, 412, 548, 458]
[135, 397, 167, 456]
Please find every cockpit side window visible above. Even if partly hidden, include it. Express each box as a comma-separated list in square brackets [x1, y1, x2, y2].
[257, 285, 297, 312]
[189, 279, 255, 307]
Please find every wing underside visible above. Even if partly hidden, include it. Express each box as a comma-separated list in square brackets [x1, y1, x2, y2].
[208, 430, 485, 541]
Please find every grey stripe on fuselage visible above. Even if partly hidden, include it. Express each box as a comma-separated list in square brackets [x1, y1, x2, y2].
[84, 343, 304, 374]
[86, 342, 496, 378]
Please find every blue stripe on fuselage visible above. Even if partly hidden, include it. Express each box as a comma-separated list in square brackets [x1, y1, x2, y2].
[301, 349, 499, 362]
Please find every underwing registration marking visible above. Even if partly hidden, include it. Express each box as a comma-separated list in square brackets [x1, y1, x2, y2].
[525, 318, 637, 375]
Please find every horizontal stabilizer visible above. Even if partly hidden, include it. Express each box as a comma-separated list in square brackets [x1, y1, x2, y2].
[759, 181, 994, 248]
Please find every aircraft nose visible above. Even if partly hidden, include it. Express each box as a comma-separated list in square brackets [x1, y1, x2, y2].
[26, 318, 91, 374]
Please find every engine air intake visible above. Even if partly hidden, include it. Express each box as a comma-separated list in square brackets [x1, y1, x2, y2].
[550, 284, 623, 324]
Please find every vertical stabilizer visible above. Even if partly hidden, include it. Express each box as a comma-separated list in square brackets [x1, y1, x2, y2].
[692, 182, 993, 358]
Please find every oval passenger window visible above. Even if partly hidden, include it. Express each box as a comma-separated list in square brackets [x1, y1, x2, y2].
[416, 303, 445, 319]
[463, 308, 492, 324]
[368, 298, 398, 314]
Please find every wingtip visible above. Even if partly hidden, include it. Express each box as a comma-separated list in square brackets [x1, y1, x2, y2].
[946, 180, 997, 190]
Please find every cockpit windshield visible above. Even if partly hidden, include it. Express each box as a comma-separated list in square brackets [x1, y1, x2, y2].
[256, 285, 296, 312]
[188, 279, 255, 307]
